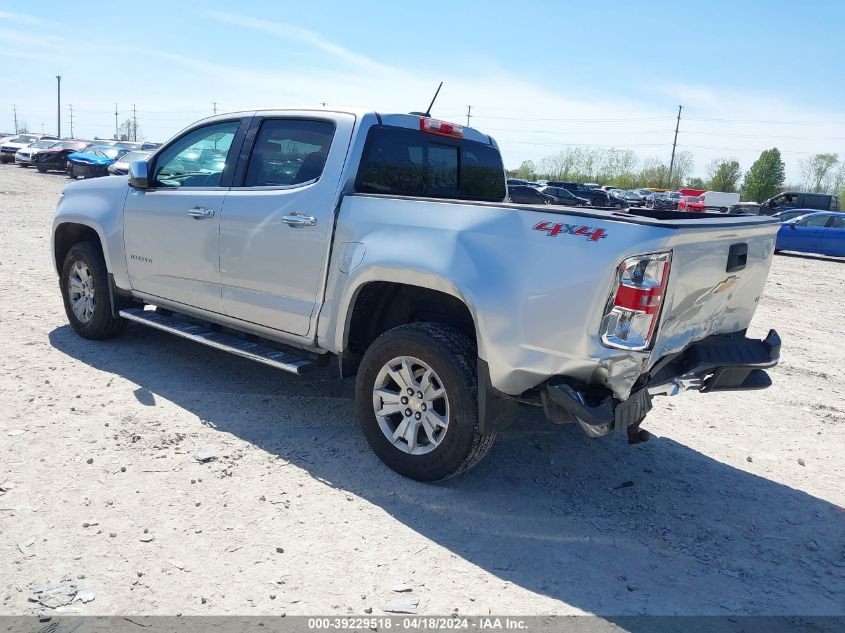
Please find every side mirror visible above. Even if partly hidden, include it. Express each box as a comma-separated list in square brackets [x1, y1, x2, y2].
[128, 161, 149, 189]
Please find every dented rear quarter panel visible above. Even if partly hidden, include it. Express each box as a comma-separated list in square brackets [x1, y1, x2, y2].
[321, 196, 779, 399]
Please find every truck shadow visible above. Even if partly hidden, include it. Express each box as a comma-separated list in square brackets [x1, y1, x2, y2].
[49, 324, 844, 619]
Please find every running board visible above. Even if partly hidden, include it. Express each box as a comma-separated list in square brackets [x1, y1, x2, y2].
[118, 308, 323, 375]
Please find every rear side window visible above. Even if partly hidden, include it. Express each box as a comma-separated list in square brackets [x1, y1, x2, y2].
[356, 125, 505, 201]
[244, 118, 335, 187]
[800, 194, 827, 209]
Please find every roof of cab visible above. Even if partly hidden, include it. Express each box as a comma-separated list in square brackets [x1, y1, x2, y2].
[189, 107, 496, 147]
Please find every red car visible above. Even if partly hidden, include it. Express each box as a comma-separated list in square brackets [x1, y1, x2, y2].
[678, 195, 707, 212]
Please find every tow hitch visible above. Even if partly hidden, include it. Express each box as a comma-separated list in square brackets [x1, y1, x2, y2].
[543, 329, 781, 440]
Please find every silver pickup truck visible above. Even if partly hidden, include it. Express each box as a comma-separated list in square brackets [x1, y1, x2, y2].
[52, 108, 781, 481]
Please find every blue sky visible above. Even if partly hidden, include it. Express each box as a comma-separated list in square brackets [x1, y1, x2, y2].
[1, 0, 843, 181]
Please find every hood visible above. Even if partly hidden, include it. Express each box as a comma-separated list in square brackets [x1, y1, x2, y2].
[63, 172, 129, 195]
[16, 147, 46, 156]
[2, 142, 31, 151]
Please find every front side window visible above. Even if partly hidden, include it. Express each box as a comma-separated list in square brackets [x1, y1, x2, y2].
[153, 120, 239, 188]
[244, 118, 335, 187]
[357, 125, 505, 201]
[798, 214, 830, 227]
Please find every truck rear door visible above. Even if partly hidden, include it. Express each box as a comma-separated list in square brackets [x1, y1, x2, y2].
[219, 112, 356, 336]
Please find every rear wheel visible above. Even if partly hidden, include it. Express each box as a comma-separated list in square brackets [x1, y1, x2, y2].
[60, 242, 126, 339]
[355, 323, 495, 481]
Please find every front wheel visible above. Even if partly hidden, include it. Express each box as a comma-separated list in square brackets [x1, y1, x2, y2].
[60, 242, 126, 339]
[36, 165, 48, 173]
[355, 323, 495, 481]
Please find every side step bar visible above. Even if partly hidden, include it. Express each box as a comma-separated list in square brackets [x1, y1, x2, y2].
[119, 308, 324, 375]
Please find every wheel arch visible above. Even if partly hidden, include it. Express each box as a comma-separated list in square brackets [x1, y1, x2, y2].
[341, 279, 481, 361]
[53, 221, 106, 276]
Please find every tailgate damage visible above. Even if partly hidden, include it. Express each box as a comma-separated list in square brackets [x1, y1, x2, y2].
[542, 329, 781, 440]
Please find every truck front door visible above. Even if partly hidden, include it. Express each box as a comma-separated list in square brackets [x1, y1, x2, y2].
[219, 113, 355, 336]
[123, 119, 246, 313]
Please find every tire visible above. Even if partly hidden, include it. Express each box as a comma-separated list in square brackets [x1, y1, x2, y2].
[60, 241, 126, 340]
[18, 163, 28, 168]
[355, 323, 496, 481]
[37, 165, 47, 173]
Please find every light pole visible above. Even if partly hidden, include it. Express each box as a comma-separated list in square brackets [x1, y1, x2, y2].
[56, 75, 62, 137]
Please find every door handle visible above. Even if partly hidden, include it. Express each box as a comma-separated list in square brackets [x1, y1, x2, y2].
[187, 207, 215, 219]
[282, 212, 317, 227]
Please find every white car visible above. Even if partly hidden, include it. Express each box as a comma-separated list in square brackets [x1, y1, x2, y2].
[0, 134, 58, 164]
[15, 138, 64, 167]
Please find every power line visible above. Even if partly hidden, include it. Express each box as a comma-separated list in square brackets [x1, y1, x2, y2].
[685, 116, 845, 126]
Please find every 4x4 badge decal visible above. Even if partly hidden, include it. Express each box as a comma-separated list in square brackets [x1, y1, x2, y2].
[532, 221, 607, 242]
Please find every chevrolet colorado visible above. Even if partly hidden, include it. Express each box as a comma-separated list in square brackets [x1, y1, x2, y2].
[52, 109, 781, 481]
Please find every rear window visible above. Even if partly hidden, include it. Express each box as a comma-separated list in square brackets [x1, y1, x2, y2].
[356, 125, 505, 201]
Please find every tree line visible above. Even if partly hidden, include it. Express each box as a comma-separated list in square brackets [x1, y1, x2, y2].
[511, 147, 845, 202]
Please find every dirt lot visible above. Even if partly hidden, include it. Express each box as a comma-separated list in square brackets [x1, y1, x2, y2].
[1, 163, 843, 618]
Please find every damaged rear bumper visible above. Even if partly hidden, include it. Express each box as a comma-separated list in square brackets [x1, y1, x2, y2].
[542, 329, 781, 438]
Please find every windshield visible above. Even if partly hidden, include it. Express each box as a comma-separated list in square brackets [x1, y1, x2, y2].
[686, 196, 702, 203]
[84, 146, 126, 159]
[120, 151, 151, 163]
[30, 140, 56, 149]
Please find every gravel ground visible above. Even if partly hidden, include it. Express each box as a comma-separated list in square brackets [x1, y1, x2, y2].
[1, 163, 843, 618]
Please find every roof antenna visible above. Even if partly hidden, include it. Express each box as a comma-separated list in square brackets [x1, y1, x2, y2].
[417, 82, 443, 117]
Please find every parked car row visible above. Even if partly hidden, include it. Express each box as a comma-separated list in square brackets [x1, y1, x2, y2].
[0, 134, 158, 179]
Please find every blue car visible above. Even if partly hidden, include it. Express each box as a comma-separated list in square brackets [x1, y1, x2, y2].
[775, 211, 845, 257]
[67, 145, 130, 179]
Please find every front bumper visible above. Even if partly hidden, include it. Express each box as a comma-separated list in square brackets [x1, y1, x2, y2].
[542, 329, 781, 437]
[15, 154, 33, 165]
[71, 163, 109, 178]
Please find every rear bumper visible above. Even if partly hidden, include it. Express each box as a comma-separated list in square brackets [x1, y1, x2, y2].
[542, 329, 781, 437]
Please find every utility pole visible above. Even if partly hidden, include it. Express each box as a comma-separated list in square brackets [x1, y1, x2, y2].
[131, 104, 137, 142]
[56, 75, 62, 138]
[114, 103, 119, 140]
[41, 122, 45, 134]
[213, 101, 218, 115]
[12, 104, 18, 133]
[68, 104, 75, 138]
[466, 105, 472, 127]
[667, 105, 683, 189]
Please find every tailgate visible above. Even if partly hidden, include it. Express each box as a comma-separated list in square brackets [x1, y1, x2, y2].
[650, 221, 778, 365]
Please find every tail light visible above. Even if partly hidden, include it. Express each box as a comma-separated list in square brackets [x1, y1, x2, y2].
[600, 252, 672, 351]
[420, 117, 463, 139]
